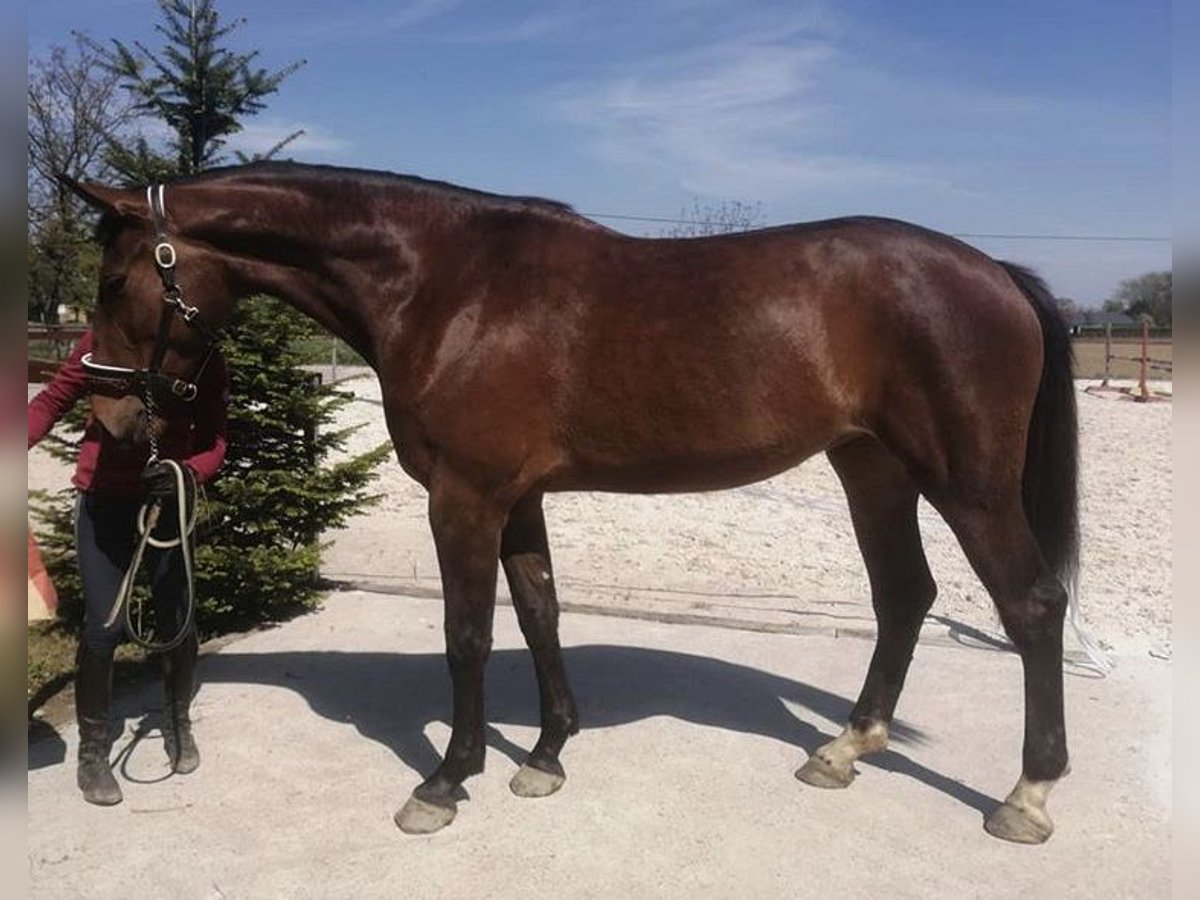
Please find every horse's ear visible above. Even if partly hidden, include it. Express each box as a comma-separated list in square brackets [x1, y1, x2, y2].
[55, 174, 144, 218]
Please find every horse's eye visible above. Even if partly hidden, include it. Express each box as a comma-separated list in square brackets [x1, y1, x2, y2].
[101, 274, 126, 298]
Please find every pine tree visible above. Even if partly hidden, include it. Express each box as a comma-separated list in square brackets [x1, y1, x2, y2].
[191, 299, 390, 631]
[83, 0, 306, 177]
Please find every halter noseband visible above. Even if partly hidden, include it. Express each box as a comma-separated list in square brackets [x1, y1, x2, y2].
[81, 184, 221, 413]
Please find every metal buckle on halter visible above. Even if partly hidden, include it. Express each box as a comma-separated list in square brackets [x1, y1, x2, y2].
[170, 378, 199, 401]
[166, 292, 201, 322]
[154, 240, 177, 269]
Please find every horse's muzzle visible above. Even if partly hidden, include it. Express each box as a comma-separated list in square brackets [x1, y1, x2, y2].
[90, 394, 154, 446]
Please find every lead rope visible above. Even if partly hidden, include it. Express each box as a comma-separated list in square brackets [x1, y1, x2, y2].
[102, 459, 199, 652]
[102, 376, 199, 652]
[1066, 590, 1113, 676]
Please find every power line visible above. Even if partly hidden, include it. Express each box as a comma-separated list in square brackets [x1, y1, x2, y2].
[583, 211, 1171, 243]
[950, 232, 1170, 244]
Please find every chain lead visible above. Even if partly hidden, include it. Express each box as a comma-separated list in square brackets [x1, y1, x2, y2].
[144, 381, 160, 464]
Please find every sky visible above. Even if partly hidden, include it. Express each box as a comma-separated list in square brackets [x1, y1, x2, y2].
[27, 0, 1172, 306]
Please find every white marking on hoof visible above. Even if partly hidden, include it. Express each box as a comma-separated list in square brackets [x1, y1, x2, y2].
[984, 775, 1056, 844]
[796, 723, 888, 789]
[795, 753, 855, 789]
[510, 763, 566, 798]
[394, 795, 457, 835]
[984, 801, 1054, 844]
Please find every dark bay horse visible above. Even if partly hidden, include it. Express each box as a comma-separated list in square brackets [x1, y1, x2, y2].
[64, 162, 1077, 844]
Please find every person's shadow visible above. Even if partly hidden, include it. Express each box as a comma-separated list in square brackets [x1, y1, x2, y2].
[27, 659, 158, 772]
[196, 645, 998, 816]
[27, 717, 68, 770]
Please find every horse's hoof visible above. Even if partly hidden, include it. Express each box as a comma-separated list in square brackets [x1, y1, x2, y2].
[510, 762, 566, 798]
[394, 795, 457, 835]
[983, 801, 1054, 844]
[795, 754, 855, 789]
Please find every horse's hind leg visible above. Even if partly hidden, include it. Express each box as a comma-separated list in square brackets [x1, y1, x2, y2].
[934, 492, 1069, 844]
[797, 437, 936, 788]
[501, 493, 579, 798]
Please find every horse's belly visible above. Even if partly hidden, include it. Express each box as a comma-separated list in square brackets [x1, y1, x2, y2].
[549, 426, 851, 494]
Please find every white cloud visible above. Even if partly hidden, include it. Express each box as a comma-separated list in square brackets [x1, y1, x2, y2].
[123, 116, 351, 160]
[279, 0, 464, 44]
[224, 121, 352, 158]
[384, 0, 463, 29]
[447, 7, 582, 44]
[548, 37, 947, 199]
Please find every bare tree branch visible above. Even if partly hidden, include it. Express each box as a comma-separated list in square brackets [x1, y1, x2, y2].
[660, 198, 766, 238]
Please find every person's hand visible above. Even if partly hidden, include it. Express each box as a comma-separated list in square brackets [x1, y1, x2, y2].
[141, 460, 178, 499]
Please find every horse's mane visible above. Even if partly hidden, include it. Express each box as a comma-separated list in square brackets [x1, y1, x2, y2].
[172, 161, 581, 220]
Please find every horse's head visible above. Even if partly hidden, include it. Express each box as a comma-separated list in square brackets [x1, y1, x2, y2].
[60, 177, 236, 445]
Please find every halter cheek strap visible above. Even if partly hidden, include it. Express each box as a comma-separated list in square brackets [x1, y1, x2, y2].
[81, 184, 222, 409]
[146, 185, 220, 346]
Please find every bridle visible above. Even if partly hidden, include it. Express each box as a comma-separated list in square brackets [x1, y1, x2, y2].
[81, 184, 221, 458]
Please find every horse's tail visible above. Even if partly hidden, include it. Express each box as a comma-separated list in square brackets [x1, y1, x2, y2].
[999, 261, 1078, 587]
[1000, 262, 1108, 672]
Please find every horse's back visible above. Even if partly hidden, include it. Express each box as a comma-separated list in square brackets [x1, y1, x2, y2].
[539, 217, 1041, 491]
[390, 212, 1043, 496]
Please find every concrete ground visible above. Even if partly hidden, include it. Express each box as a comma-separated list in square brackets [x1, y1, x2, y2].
[27, 590, 1170, 899]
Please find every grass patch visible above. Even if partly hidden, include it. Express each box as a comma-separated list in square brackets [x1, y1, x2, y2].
[28, 623, 78, 704]
[1073, 338, 1172, 381]
[290, 335, 369, 367]
[27, 622, 150, 716]
[27, 339, 75, 362]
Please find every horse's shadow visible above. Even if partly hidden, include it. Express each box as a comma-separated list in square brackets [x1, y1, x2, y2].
[196, 645, 998, 815]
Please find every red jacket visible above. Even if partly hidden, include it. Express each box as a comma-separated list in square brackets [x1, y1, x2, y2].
[28, 330, 229, 496]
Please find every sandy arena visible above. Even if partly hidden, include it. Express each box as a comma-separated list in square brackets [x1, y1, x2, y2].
[26, 374, 1173, 898]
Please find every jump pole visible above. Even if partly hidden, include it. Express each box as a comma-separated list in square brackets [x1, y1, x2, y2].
[1137, 318, 1150, 402]
[1101, 322, 1112, 388]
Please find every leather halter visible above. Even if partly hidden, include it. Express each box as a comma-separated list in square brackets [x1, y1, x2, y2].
[81, 184, 220, 405]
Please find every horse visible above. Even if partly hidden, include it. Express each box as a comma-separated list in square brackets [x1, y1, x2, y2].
[62, 161, 1078, 843]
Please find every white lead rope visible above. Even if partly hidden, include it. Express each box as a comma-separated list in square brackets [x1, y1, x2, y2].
[103, 459, 199, 652]
[1066, 590, 1113, 676]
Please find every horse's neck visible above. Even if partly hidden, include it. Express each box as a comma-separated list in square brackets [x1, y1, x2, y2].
[227, 246, 377, 358]
[183, 182, 428, 366]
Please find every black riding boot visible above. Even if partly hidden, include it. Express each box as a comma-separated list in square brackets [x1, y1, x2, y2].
[162, 631, 200, 774]
[75, 644, 122, 805]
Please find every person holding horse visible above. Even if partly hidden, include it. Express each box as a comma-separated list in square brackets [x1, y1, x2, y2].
[28, 328, 229, 805]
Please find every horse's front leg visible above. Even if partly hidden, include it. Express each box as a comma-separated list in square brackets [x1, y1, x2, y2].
[501, 493, 578, 798]
[395, 471, 505, 835]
